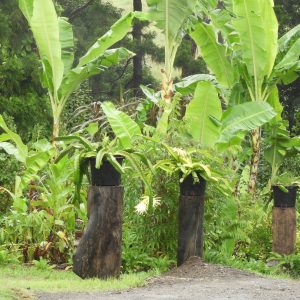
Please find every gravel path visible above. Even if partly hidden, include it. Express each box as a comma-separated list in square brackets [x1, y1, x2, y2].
[37, 257, 300, 300]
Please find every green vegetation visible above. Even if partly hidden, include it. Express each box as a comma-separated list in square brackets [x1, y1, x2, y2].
[0, 1, 300, 295]
[0, 264, 152, 299]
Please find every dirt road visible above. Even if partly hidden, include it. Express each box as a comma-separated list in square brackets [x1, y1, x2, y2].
[37, 257, 300, 300]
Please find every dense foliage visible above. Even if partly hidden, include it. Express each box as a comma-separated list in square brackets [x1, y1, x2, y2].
[0, 0, 300, 280]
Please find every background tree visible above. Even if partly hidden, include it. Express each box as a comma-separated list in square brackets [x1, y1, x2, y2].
[132, 0, 143, 90]
[60, 0, 160, 102]
[174, 36, 207, 78]
[0, 0, 51, 142]
[275, 0, 300, 136]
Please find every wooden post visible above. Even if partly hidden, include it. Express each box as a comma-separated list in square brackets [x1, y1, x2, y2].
[272, 207, 296, 255]
[177, 175, 206, 266]
[73, 185, 123, 279]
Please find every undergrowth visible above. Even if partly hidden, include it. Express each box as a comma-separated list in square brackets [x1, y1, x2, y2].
[0, 264, 155, 299]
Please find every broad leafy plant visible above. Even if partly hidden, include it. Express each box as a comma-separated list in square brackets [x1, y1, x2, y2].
[57, 104, 154, 202]
[145, 0, 198, 89]
[137, 0, 199, 137]
[0, 115, 54, 198]
[0, 155, 82, 264]
[99, 100, 236, 198]
[264, 120, 300, 188]
[136, 1, 279, 148]
[19, 0, 140, 141]
[0, 115, 82, 263]
[183, 81, 276, 148]
[188, 0, 300, 193]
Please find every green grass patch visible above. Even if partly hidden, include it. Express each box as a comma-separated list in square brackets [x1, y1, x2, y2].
[0, 264, 154, 299]
[0, 289, 16, 300]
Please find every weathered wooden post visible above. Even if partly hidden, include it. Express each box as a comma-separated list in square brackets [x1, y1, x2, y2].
[272, 186, 298, 255]
[177, 174, 206, 266]
[73, 158, 123, 279]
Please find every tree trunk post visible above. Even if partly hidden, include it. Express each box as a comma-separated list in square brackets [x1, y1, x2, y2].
[177, 174, 206, 266]
[272, 207, 296, 255]
[73, 160, 123, 279]
[272, 186, 297, 255]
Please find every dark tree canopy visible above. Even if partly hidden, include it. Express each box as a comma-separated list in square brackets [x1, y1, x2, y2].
[0, 0, 299, 137]
[275, 0, 300, 135]
[0, 0, 51, 141]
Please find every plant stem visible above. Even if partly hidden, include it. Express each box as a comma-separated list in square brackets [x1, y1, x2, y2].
[161, 70, 173, 104]
[52, 110, 61, 146]
[248, 127, 261, 197]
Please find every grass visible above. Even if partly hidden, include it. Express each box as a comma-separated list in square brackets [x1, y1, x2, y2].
[205, 253, 299, 281]
[0, 264, 154, 300]
[0, 289, 15, 300]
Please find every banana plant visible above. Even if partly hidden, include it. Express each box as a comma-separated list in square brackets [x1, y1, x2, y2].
[183, 81, 276, 147]
[97, 95, 276, 204]
[19, 0, 140, 142]
[0, 115, 54, 199]
[264, 121, 300, 185]
[145, 0, 198, 89]
[188, 0, 300, 194]
[142, 0, 198, 136]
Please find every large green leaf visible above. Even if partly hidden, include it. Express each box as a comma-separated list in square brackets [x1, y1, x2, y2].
[229, 83, 248, 107]
[0, 115, 28, 162]
[232, 0, 278, 83]
[60, 48, 134, 100]
[174, 74, 217, 95]
[275, 37, 300, 75]
[18, 0, 33, 21]
[23, 152, 52, 185]
[266, 86, 283, 122]
[190, 23, 234, 88]
[261, 0, 278, 77]
[19, 0, 64, 93]
[275, 61, 300, 85]
[184, 81, 222, 146]
[58, 17, 74, 74]
[78, 12, 138, 67]
[56, 135, 93, 151]
[264, 140, 286, 170]
[220, 102, 276, 142]
[97, 48, 134, 67]
[275, 26, 300, 83]
[264, 123, 290, 173]
[101, 102, 141, 149]
[0, 142, 20, 159]
[146, 0, 198, 77]
[58, 65, 100, 102]
[278, 24, 300, 54]
[290, 137, 300, 151]
[209, 6, 238, 44]
[154, 105, 172, 138]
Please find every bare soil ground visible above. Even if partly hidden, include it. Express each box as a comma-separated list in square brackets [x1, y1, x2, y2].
[37, 257, 300, 300]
